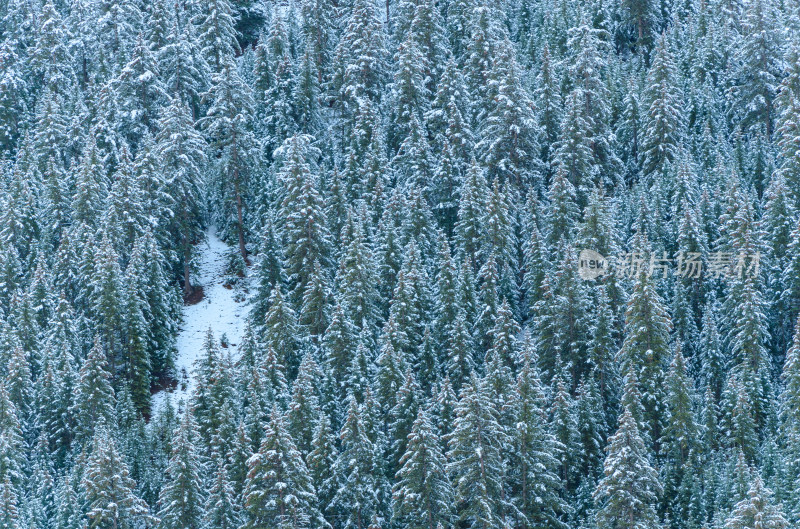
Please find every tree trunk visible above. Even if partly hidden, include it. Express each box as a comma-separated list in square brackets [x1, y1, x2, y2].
[183, 249, 193, 297]
[232, 134, 248, 262]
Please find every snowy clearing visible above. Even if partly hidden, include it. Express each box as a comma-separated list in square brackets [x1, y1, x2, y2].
[152, 227, 250, 410]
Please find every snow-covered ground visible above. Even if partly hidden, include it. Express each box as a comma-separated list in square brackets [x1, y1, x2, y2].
[152, 228, 250, 411]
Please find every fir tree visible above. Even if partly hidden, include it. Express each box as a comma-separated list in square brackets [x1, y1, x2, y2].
[391, 407, 454, 529]
[83, 426, 156, 529]
[72, 336, 116, 446]
[330, 398, 381, 529]
[447, 373, 512, 528]
[243, 406, 328, 529]
[201, 59, 258, 260]
[724, 476, 788, 529]
[593, 408, 662, 529]
[157, 411, 204, 529]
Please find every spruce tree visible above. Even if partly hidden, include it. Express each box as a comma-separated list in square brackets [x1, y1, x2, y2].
[447, 373, 512, 528]
[391, 407, 454, 529]
[72, 336, 116, 446]
[243, 406, 328, 529]
[157, 411, 204, 529]
[201, 59, 257, 260]
[83, 426, 155, 529]
[617, 267, 672, 451]
[724, 476, 788, 529]
[593, 408, 662, 529]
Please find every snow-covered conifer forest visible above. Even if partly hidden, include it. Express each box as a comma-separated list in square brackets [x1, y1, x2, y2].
[1, 0, 800, 526]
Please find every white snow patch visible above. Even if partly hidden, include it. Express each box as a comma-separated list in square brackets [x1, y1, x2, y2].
[152, 227, 250, 411]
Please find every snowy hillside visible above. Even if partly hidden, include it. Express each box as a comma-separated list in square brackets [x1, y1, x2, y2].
[3, 0, 800, 527]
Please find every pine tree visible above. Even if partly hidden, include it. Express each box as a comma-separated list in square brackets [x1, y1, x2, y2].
[156, 96, 206, 297]
[288, 353, 323, 455]
[508, 342, 569, 529]
[0, 41, 26, 155]
[447, 373, 512, 528]
[388, 369, 421, 472]
[391, 407, 454, 529]
[660, 346, 701, 524]
[574, 374, 607, 484]
[724, 476, 788, 529]
[455, 159, 489, 260]
[157, 411, 203, 529]
[389, 33, 429, 153]
[553, 90, 596, 202]
[110, 34, 166, 148]
[779, 317, 800, 519]
[533, 45, 561, 169]
[294, 44, 322, 135]
[375, 333, 408, 414]
[0, 381, 24, 486]
[0, 476, 21, 529]
[545, 168, 580, 247]
[323, 301, 360, 399]
[641, 34, 683, 183]
[262, 286, 301, 378]
[564, 18, 618, 182]
[476, 40, 540, 188]
[330, 0, 388, 117]
[593, 408, 662, 529]
[30, 0, 75, 96]
[243, 406, 328, 529]
[84, 426, 156, 529]
[481, 179, 517, 282]
[434, 237, 458, 346]
[334, 218, 381, 335]
[306, 411, 339, 520]
[727, 0, 781, 138]
[277, 134, 332, 301]
[301, 0, 336, 81]
[72, 336, 116, 446]
[330, 398, 381, 529]
[201, 59, 258, 260]
[617, 267, 672, 451]
[194, 0, 240, 71]
[120, 269, 152, 416]
[159, 16, 209, 119]
[549, 369, 580, 488]
[258, 13, 298, 157]
[387, 241, 431, 357]
[532, 247, 590, 381]
[202, 448, 241, 529]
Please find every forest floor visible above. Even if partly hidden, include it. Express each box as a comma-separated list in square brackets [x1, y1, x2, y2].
[152, 227, 250, 411]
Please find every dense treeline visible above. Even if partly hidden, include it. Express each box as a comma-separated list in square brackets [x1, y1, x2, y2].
[0, 0, 799, 527]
